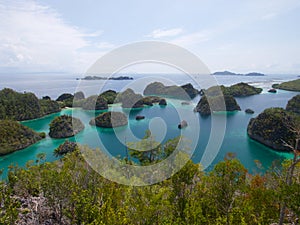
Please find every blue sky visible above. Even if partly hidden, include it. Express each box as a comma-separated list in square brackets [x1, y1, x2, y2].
[0, 0, 300, 74]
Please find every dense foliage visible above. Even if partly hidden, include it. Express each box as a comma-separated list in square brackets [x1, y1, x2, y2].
[0, 88, 41, 121]
[49, 115, 85, 138]
[247, 108, 298, 151]
[82, 95, 108, 110]
[1, 144, 299, 224]
[53, 141, 79, 157]
[90, 111, 128, 128]
[272, 79, 300, 92]
[143, 82, 199, 99]
[116, 88, 144, 108]
[286, 94, 300, 114]
[39, 99, 61, 116]
[224, 82, 262, 96]
[0, 88, 62, 121]
[195, 95, 241, 115]
[0, 120, 45, 155]
[206, 83, 262, 97]
[99, 90, 118, 104]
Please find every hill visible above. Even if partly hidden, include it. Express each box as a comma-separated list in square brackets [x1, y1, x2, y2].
[0, 120, 45, 155]
[272, 79, 300, 92]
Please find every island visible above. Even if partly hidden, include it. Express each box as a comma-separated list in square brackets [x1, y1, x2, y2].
[272, 79, 300, 92]
[205, 82, 262, 97]
[0, 88, 61, 121]
[286, 94, 300, 114]
[0, 120, 45, 155]
[247, 107, 297, 151]
[49, 115, 85, 138]
[81, 76, 133, 80]
[194, 95, 241, 116]
[212, 71, 265, 76]
[89, 111, 128, 128]
[143, 82, 199, 99]
[82, 95, 108, 110]
[212, 71, 242, 76]
[54, 140, 79, 157]
[116, 88, 144, 108]
[245, 72, 265, 76]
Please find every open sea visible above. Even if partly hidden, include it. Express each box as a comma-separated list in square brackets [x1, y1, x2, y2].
[0, 72, 299, 178]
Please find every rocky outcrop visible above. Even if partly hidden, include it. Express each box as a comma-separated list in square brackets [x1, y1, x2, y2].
[159, 99, 167, 106]
[245, 108, 254, 114]
[268, 89, 277, 93]
[49, 115, 84, 138]
[195, 95, 241, 116]
[54, 140, 78, 157]
[247, 108, 297, 151]
[136, 115, 145, 120]
[90, 112, 128, 128]
[286, 94, 300, 114]
[178, 120, 188, 129]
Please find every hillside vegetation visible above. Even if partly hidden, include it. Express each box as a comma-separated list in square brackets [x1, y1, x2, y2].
[272, 79, 300, 92]
[0, 120, 45, 155]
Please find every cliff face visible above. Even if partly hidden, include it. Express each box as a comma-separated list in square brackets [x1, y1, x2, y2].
[0, 120, 45, 156]
[195, 95, 241, 116]
[247, 108, 297, 151]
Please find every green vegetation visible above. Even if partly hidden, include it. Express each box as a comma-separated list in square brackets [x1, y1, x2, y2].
[143, 82, 199, 99]
[0, 88, 41, 121]
[49, 115, 85, 138]
[195, 95, 241, 115]
[116, 88, 144, 108]
[0, 88, 62, 121]
[39, 99, 61, 115]
[272, 79, 300, 92]
[206, 83, 262, 97]
[54, 140, 79, 157]
[224, 82, 262, 96]
[0, 120, 45, 155]
[1, 141, 299, 224]
[99, 90, 118, 104]
[247, 108, 298, 151]
[90, 111, 128, 128]
[82, 95, 108, 110]
[286, 94, 300, 114]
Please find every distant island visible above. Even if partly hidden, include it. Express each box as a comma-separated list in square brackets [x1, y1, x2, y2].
[80, 76, 134, 80]
[212, 71, 265, 76]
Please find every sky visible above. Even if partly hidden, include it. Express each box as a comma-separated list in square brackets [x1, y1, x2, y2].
[0, 0, 300, 74]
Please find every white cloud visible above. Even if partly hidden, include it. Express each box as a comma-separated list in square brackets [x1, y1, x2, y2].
[170, 30, 213, 47]
[146, 28, 183, 38]
[0, 0, 111, 72]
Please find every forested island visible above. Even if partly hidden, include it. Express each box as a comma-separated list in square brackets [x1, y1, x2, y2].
[272, 78, 300, 92]
[81, 75, 133, 80]
[0, 120, 45, 155]
[212, 71, 265, 76]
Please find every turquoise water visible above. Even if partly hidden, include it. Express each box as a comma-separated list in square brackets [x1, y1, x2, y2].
[0, 73, 299, 178]
[0, 90, 297, 178]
